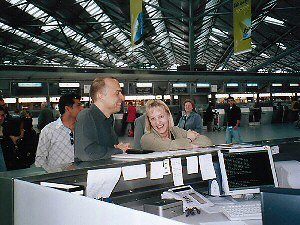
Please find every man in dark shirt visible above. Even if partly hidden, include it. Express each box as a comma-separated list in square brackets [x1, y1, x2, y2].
[225, 97, 242, 143]
[37, 102, 54, 131]
[0, 106, 7, 171]
[75, 77, 130, 161]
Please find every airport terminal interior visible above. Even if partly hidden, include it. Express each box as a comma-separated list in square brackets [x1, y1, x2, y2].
[0, 0, 300, 225]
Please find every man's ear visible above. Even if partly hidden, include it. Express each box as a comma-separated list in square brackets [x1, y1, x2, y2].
[97, 92, 103, 101]
[65, 105, 71, 113]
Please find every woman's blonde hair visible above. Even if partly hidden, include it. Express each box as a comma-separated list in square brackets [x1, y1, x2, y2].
[145, 99, 174, 133]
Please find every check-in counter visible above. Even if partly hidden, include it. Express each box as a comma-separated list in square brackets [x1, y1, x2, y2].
[240, 107, 250, 127]
[0, 150, 215, 225]
[2, 139, 300, 225]
[261, 107, 273, 124]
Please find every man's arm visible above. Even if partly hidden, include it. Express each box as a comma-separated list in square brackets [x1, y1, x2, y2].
[133, 115, 145, 150]
[193, 114, 203, 134]
[234, 107, 241, 130]
[75, 111, 122, 161]
[35, 128, 50, 167]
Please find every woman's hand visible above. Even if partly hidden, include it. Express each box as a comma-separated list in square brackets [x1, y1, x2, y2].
[187, 130, 200, 142]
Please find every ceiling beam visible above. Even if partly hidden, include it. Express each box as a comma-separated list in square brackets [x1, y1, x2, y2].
[248, 44, 300, 72]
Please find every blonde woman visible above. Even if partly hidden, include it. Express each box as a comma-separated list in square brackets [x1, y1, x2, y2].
[141, 100, 212, 151]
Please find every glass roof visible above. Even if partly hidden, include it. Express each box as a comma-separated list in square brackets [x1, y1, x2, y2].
[0, 0, 298, 72]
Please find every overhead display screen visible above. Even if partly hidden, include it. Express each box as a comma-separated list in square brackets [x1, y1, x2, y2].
[270, 83, 283, 92]
[171, 83, 188, 94]
[58, 83, 81, 95]
[11, 82, 48, 96]
[136, 83, 153, 94]
[196, 83, 210, 93]
[225, 83, 239, 93]
[246, 83, 258, 92]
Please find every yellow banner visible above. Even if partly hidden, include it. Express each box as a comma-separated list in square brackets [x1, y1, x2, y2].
[130, 0, 144, 48]
[233, 0, 252, 55]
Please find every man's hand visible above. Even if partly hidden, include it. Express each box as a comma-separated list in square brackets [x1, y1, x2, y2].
[114, 142, 131, 153]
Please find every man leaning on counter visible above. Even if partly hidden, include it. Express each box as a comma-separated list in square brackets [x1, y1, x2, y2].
[75, 77, 131, 161]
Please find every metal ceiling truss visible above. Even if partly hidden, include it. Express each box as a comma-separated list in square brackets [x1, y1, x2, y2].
[0, 0, 298, 74]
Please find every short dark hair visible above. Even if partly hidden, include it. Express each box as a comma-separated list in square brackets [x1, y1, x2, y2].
[58, 94, 81, 115]
[227, 96, 234, 101]
[184, 99, 195, 109]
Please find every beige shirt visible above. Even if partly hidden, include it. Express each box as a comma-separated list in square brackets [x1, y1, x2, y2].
[141, 126, 212, 151]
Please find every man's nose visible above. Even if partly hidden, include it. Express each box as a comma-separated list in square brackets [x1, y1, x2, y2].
[120, 93, 125, 101]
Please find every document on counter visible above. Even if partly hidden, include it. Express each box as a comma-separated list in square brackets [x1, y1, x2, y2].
[199, 222, 247, 225]
[163, 159, 171, 175]
[170, 158, 184, 186]
[199, 154, 216, 180]
[186, 156, 199, 174]
[150, 161, 164, 179]
[122, 164, 147, 181]
[86, 167, 121, 199]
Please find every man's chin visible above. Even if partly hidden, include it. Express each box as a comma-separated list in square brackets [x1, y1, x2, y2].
[114, 107, 122, 113]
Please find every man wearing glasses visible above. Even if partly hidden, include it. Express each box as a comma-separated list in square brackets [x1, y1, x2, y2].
[225, 97, 242, 144]
[35, 94, 84, 168]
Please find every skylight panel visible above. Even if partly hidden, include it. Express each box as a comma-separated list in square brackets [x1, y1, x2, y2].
[42, 20, 59, 32]
[209, 36, 219, 43]
[276, 42, 286, 50]
[85, 43, 94, 48]
[0, 22, 11, 31]
[86, 4, 98, 15]
[8, 0, 24, 4]
[144, 0, 176, 63]
[212, 28, 228, 38]
[260, 53, 270, 58]
[63, 27, 77, 36]
[264, 16, 285, 26]
[103, 27, 119, 38]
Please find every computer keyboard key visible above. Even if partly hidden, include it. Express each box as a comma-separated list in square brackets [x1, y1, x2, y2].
[221, 203, 262, 221]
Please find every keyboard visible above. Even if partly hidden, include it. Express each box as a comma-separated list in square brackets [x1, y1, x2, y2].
[221, 202, 262, 221]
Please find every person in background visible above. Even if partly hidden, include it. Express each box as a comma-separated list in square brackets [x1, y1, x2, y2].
[205, 103, 214, 132]
[126, 101, 136, 137]
[35, 94, 83, 167]
[133, 114, 146, 150]
[141, 100, 212, 151]
[290, 97, 300, 122]
[177, 99, 203, 134]
[37, 101, 54, 131]
[0, 97, 10, 116]
[19, 109, 38, 167]
[75, 77, 131, 161]
[225, 97, 242, 144]
[0, 106, 7, 171]
[0, 107, 26, 170]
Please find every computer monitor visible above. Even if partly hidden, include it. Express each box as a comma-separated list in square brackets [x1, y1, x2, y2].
[261, 187, 300, 225]
[217, 149, 278, 196]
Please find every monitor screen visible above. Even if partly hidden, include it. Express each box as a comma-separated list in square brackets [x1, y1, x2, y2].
[218, 149, 278, 195]
[11, 82, 48, 96]
[261, 187, 300, 225]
